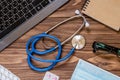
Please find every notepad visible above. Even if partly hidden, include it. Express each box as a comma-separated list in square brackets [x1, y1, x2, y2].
[82, 0, 120, 31]
[71, 59, 120, 80]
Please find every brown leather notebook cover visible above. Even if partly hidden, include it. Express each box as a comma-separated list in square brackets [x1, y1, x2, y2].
[82, 0, 120, 31]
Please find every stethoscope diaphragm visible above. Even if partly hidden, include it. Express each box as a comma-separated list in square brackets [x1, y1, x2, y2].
[72, 35, 85, 49]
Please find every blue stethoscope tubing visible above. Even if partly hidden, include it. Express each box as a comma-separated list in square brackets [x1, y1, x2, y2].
[26, 12, 88, 72]
[26, 32, 75, 72]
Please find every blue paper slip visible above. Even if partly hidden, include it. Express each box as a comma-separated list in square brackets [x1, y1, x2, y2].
[71, 59, 120, 80]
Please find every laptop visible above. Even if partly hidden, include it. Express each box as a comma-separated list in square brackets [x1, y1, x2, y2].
[0, 0, 69, 51]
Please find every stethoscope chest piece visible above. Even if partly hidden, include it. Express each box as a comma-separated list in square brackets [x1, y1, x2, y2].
[72, 35, 86, 49]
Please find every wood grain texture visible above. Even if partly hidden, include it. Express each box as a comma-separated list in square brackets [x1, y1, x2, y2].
[0, 0, 120, 80]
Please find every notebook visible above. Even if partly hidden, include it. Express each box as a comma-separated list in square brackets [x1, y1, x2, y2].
[82, 0, 120, 31]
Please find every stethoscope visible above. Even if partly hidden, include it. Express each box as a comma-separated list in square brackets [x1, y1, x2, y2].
[26, 10, 89, 72]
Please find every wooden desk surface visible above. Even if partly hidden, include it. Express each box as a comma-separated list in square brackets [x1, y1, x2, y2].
[1, 0, 120, 80]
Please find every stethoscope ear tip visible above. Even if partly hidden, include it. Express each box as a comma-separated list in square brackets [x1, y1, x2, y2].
[85, 21, 90, 27]
[75, 10, 82, 16]
[75, 10, 80, 15]
[72, 35, 86, 50]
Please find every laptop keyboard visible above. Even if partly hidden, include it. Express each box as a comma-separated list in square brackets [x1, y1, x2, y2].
[0, 0, 54, 39]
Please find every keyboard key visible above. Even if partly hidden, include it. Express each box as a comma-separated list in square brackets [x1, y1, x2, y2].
[1, 2, 7, 7]
[4, 22, 9, 28]
[3, 8, 9, 14]
[8, 5, 13, 10]
[25, 12, 32, 19]
[3, 15, 9, 21]
[14, 14, 19, 20]
[22, 1, 28, 7]
[18, 11, 24, 17]
[17, 5, 23, 10]
[31, 9, 37, 15]
[23, 8, 29, 13]
[27, 4, 33, 10]
[36, 5, 42, 11]
[41, 0, 50, 7]
[7, 12, 13, 17]
[12, 8, 18, 14]
[32, 0, 43, 6]
[9, 18, 14, 24]
[13, 1, 18, 7]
